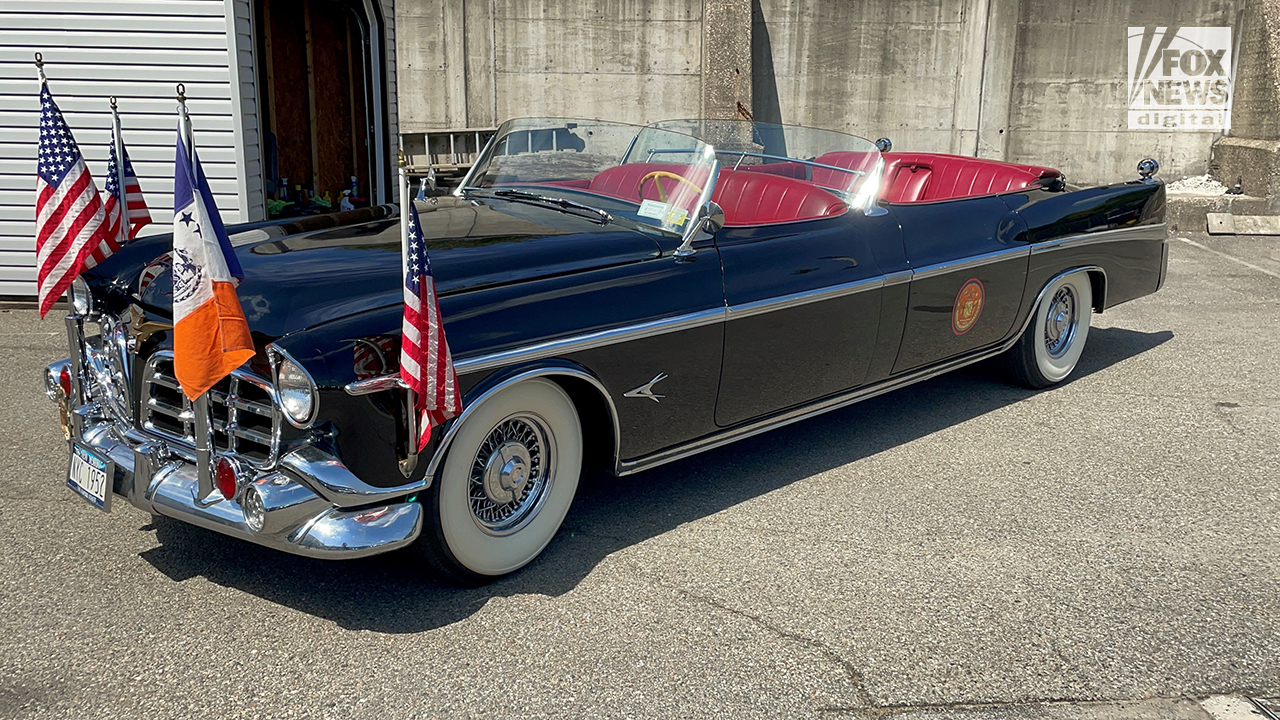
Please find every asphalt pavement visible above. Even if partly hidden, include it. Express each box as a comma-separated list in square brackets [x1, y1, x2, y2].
[0, 233, 1276, 719]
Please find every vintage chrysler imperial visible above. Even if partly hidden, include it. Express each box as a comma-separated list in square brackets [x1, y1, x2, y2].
[47, 118, 1168, 583]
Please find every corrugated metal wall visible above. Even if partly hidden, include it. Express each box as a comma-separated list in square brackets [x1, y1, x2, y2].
[0, 0, 259, 297]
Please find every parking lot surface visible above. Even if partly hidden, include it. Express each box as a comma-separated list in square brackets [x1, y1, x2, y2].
[1, 233, 1276, 719]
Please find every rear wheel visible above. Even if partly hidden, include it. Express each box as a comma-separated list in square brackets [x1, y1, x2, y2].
[413, 378, 582, 585]
[1007, 271, 1092, 388]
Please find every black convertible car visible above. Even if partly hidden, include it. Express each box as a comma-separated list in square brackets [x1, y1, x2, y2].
[48, 118, 1167, 583]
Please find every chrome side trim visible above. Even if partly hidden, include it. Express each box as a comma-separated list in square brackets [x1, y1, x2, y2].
[420, 366, 621, 487]
[883, 269, 913, 287]
[345, 374, 409, 396]
[345, 309, 723, 396]
[454, 308, 726, 377]
[911, 246, 1030, 281]
[1030, 223, 1167, 256]
[614, 265, 1104, 476]
[727, 276, 883, 320]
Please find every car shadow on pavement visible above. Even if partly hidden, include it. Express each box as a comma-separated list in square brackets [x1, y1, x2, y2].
[139, 326, 1172, 633]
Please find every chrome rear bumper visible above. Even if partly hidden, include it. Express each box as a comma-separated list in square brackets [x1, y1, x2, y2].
[47, 358, 423, 560]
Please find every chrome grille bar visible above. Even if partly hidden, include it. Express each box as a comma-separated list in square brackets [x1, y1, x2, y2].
[140, 351, 281, 467]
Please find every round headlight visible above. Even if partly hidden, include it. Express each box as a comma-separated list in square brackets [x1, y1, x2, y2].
[69, 277, 93, 316]
[276, 357, 317, 427]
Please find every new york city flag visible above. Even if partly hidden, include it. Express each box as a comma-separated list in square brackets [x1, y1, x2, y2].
[172, 132, 254, 401]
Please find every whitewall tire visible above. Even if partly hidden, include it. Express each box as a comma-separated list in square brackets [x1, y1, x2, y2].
[415, 378, 583, 584]
[1008, 271, 1092, 388]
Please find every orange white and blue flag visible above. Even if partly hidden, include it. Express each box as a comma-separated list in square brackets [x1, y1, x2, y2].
[172, 131, 254, 401]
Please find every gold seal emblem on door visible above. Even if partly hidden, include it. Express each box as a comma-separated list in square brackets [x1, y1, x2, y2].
[952, 278, 985, 335]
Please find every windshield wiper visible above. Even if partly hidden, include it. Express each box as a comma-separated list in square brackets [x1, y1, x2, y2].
[487, 189, 612, 225]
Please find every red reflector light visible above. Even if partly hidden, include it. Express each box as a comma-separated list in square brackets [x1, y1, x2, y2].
[58, 366, 72, 397]
[215, 457, 239, 500]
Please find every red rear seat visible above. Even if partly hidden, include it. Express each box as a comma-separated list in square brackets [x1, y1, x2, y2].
[811, 152, 881, 192]
[880, 152, 1060, 203]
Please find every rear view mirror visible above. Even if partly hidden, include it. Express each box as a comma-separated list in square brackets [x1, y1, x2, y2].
[700, 201, 725, 233]
[675, 200, 725, 258]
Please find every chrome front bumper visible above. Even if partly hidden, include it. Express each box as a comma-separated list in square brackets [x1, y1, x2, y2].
[46, 358, 423, 560]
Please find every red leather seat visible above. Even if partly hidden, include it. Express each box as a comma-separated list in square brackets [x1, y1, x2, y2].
[740, 162, 808, 180]
[879, 152, 1060, 203]
[587, 164, 846, 227]
[712, 169, 847, 226]
[587, 163, 710, 207]
[811, 152, 881, 192]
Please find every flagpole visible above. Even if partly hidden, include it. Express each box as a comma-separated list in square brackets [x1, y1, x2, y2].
[38, 52, 85, 426]
[178, 83, 215, 500]
[398, 142, 419, 478]
[109, 97, 126, 239]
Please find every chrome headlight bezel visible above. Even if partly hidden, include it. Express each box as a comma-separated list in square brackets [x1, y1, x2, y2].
[269, 347, 319, 429]
[69, 277, 94, 317]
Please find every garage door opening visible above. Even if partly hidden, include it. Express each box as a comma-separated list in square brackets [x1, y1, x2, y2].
[255, 0, 388, 217]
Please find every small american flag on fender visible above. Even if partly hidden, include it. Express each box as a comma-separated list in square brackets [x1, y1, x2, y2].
[34, 81, 108, 318]
[88, 130, 152, 269]
[400, 199, 461, 450]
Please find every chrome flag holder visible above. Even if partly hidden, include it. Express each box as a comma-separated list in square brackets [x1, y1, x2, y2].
[176, 83, 216, 502]
[398, 144, 419, 479]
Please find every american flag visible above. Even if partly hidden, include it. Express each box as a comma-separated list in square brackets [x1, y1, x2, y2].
[35, 81, 108, 318]
[87, 129, 152, 269]
[400, 199, 461, 450]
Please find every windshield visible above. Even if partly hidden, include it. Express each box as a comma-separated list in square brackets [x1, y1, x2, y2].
[647, 119, 883, 204]
[461, 118, 719, 235]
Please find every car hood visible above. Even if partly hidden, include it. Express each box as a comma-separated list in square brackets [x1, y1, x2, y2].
[108, 197, 664, 339]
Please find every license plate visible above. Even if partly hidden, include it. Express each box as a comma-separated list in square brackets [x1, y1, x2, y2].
[67, 444, 113, 512]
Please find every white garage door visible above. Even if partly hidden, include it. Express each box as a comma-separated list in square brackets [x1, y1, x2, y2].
[0, 0, 262, 297]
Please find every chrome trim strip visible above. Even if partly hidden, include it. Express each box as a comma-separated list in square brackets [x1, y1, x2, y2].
[883, 269, 913, 287]
[345, 374, 408, 396]
[453, 307, 726, 376]
[615, 265, 1105, 476]
[421, 366, 622, 488]
[910, 246, 1030, 281]
[345, 308, 726, 396]
[727, 276, 884, 320]
[1030, 223, 1167, 256]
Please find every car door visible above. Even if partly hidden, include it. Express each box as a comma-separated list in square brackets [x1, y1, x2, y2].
[713, 212, 899, 428]
[890, 196, 1031, 373]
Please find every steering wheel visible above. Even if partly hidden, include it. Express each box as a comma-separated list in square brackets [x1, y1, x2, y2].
[637, 171, 704, 202]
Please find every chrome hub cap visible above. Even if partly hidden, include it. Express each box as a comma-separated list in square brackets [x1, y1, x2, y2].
[1044, 286, 1077, 358]
[469, 415, 555, 536]
[482, 442, 532, 505]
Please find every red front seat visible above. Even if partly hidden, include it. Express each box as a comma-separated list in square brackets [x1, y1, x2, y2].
[712, 170, 847, 226]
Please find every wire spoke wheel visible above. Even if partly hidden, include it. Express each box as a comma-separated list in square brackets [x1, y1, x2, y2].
[1043, 286, 1078, 359]
[1007, 271, 1092, 388]
[416, 378, 583, 583]
[468, 414, 555, 535]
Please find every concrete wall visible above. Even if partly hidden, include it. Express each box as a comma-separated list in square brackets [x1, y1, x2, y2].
[1005, 0, 1243, 185]
[397, 0, 708, 131]
[397, 0, 1264, 186]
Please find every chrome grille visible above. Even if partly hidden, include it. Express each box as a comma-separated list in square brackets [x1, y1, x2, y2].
[81, 315, 132, 425]
[141, 352, 279, 466]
